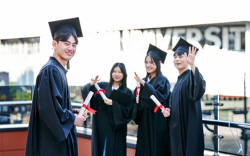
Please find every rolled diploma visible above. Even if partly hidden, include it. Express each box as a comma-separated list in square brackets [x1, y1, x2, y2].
[136, 81, 141, 96]
[79, 91, 94, 115]
[94, 83, 107, 100]
[150, 95, 167, 112]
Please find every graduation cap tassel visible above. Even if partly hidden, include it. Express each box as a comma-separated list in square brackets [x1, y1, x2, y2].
[67, 61, 70, 69]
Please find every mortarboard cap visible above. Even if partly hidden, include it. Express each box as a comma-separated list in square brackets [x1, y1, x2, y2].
[49, 17, 83, 70]
[172, 37, 199, 55]
[109, 90, 132, 106]
[146, 44, 167, 64]
[48, 17, 83, 39]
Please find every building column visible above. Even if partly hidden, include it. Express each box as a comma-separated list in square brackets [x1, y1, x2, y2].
[245, 22, 250, 97]
[245, 22, 250, 54]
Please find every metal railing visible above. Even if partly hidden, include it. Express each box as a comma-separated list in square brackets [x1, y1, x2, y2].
[0, 100, 32, 106]
[1, 100, 249, 130]
[1, 100, 250, 130]
[203, 119, 250, 130]
[0, 100, 82, 107]
[0, 100, 249, 155]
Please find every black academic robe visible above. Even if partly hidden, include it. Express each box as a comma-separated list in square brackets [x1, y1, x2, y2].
[25, 57, 77, 156]
[81, 82, 134, 156]
[133, 73, 171, 156]
[169, 67, 206, 156]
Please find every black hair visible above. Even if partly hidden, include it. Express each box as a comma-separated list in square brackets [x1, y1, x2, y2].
[54, 32, 78, 44]
[145, 54, 161, 79]
[173, 51, 185, 56]
[109, 62, 127, 90]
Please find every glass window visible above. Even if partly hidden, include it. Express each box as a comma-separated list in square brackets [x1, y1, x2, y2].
[0, 37, 40, 54]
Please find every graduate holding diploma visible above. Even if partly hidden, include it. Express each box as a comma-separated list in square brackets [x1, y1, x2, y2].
[25, 17, 87, 156]
[133, 44, 171, 156]
[168, 38, 206, 156]
[81, 62, 134, 156]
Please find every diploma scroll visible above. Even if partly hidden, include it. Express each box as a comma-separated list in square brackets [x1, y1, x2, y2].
[91, 79, 107, 100]
[150, 95, 168, 113]
[136, 81, 141, 96]
[79, 91, 96, 115]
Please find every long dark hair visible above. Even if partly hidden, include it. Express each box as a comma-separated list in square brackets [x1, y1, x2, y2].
[54, 32, 78, 44]
[109, 62, 127, 90]
[145, 54, 161, 79]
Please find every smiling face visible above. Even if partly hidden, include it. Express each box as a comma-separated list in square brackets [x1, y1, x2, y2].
[173, 53, 189, 72]
[53, 35, 77, 66]
[112, 66, 124, 83]
[145, 56, 157, 74]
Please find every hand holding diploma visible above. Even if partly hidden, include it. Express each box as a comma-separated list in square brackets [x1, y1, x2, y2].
[150, 95, 170, 116]
[104, 98, 112, 105]
[162, 108, 170, 117]
[136, 95, 139, 104]
[79, 91, 97, 115]
[136, 81, 141, 96]
[74, 114, 87, 127]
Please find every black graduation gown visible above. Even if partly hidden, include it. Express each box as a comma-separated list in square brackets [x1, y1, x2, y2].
[81, 82, 134, 156]
[169, 67, 206, 156]
[25, 57, 77, 156]
[133, 73, 171, 156]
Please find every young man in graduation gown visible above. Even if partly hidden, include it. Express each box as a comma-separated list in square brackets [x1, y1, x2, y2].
[25, 17, 87, 156]
[133, 44, 171, 156]
[163, 38, 206, 156]
[81, 63, 134, 156]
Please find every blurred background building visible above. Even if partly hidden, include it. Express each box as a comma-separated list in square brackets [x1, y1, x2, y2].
[1, 0, 250, 155]
[1, 0, 250, 96]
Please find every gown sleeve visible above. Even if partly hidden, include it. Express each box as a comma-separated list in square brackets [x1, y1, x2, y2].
[187, 67, 206, 102]
[108, 89, 134, 130]
[37, 66, 75, 142]
[140, 78, 171, 109]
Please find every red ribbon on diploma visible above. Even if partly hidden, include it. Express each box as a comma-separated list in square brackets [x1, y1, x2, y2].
[94, 88, 106, 96]
[154, 104, 166, 113]
[136, 86, 141, 96]
[82, 104, 97, 114]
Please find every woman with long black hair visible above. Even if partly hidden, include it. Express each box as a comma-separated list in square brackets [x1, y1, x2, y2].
[81, 62, 134, 156]
[133, 44, 171, 156]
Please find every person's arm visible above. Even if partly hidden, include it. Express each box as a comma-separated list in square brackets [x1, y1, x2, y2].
[187, 67, 206, 102]
[140, 79, 171, 109]
[184, 47, 206, 101]
[134, 72, 171, 108]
